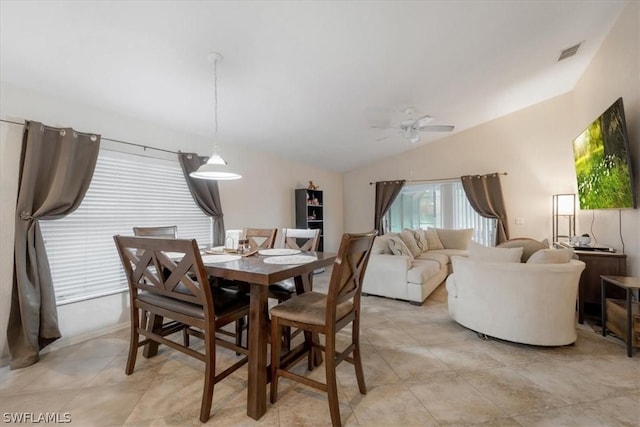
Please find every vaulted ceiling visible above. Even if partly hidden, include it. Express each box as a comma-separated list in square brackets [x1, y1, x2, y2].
[0, 1, 627, 172]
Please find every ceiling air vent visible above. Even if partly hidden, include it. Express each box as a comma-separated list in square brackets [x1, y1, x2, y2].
[558, 42, 582, 62]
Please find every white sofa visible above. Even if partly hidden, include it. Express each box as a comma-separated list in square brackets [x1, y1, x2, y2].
[446, 255, 586, 346]
[362, 228, 471, 305]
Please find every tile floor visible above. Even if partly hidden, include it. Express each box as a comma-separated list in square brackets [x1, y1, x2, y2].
[1, 270, 639, 426]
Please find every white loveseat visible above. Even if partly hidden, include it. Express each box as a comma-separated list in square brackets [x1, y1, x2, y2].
[446, 255, 585, 346]
[362, 228, 472, 305]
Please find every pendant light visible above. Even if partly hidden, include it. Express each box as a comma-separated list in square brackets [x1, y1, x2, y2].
[190, 52, 242, 180]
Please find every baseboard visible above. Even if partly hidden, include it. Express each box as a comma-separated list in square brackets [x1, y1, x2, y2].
[47, 322, 129, 353]
[0, 322, 129, 368]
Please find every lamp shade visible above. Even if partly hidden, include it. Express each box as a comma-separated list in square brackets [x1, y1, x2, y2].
[190, 156, 242, 180]
[556, 194, 575, 215]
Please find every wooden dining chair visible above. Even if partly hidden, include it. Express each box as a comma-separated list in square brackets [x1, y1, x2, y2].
[282, 227, 321, 252]
[269, 230, 377, 427]
[113, 235, 250, 423]
[216, 227, 279, 297]
[241, 227, 278, 250]
[269, 228, 321, 350]
[133, 225, 178, 238]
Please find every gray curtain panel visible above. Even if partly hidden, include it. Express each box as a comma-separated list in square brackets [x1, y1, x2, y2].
[461, 173, 509, 245]
[8, 121, 100, 369]
[178, 152, 226, 246]
[374, 180, 405, 235]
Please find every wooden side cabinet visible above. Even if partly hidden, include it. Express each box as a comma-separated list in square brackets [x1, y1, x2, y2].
[575, 250, 626, 324]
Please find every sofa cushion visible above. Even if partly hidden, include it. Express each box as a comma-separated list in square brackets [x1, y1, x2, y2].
[434, 228, 473, 250]
[497, 238, 549, 262]
[428, 248, 469, 258]
[527, 248, 574, 264]
[424, 229, 444, 250]
[407, 228, 429, 252]
[387, 234, 414, 260]
[399, 230, 422, 257]
[371, 235, 392, 255]
[407, 259, 442, 284]
[415, 251, 449, 267]
[468, 240, 523, 263]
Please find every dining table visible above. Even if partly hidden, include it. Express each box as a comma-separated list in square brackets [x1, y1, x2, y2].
[202, 250, 337, 420]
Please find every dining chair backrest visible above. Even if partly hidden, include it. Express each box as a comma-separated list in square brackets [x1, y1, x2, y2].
[242, 228, 278, 250]
[114, 235, 212, 313]
[326, 230, 377, 323]
[133, 225, 178, 238]
[283, 228, 320, 252]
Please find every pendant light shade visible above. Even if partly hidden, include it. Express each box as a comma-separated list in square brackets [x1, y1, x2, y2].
[190, 52, 242, 180]
[189, 155, 242, 180]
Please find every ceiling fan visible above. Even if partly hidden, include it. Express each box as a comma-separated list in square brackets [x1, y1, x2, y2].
[373, 107, 455, 144]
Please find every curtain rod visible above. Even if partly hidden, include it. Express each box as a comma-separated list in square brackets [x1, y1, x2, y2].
[0, 118, 181, 156]
[369, 172, 507, 185]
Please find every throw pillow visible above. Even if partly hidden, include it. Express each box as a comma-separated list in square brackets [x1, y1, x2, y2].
[526, 248, 574, 264]
[399, 230, 422, 257]
[423, 228, 444, 250]
[387, 234, 415, 260]
[371, 235, 392, 255]
[496, 238, 549, 262]
[434, 228, 474, 250]
[406, 228, 429, 252]
[468, 240, 523, 263]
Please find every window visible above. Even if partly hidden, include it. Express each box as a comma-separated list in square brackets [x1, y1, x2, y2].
[40, 150, 213, 305]
[385, 180, 496, 246]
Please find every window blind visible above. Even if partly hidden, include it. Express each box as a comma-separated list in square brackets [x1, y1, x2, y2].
[40, 150, 213, 305]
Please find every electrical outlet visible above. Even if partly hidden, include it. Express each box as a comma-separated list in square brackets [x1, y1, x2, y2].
[515, 217, 525, 225]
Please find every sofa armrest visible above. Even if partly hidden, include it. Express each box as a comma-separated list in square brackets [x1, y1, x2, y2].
[445, 274, 457, 298]
[367, 253, 411, 271]
[362, 254, 412, 299]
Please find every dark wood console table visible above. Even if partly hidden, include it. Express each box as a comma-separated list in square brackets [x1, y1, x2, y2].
[574, 250, 626, 324]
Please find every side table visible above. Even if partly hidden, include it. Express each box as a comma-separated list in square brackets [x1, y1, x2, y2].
[601, 275, 640, 357]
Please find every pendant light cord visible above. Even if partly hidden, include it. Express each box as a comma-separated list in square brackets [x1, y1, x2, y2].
[213, 57, 218, 141]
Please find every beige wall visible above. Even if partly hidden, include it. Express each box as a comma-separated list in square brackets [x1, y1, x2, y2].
[344, 1, 639, 275]
[0, 83, 343, 362]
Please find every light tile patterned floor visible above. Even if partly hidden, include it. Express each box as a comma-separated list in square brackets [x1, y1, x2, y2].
[1, 270, 639, 426]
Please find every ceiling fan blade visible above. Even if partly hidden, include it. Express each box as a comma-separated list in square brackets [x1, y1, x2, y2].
[414, 114, 434, 127]
[370, 124, 394, 129]
[376, 131, 401, 142]
[417, 125, 455, 132]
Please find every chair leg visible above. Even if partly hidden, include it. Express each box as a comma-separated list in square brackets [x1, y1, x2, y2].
[236, 316, 245, 355]
[283, 326, 292, 352]
[183, 326, 190, 347]
[270, 316, 282, 404]
[352, 318, 367, 395]
[200, 333, 216, 423]
[143, 313, 163, 358]
[304, 330, 315, 371]
[125, 307, 141, 375]
[324, 333, 341, 427]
